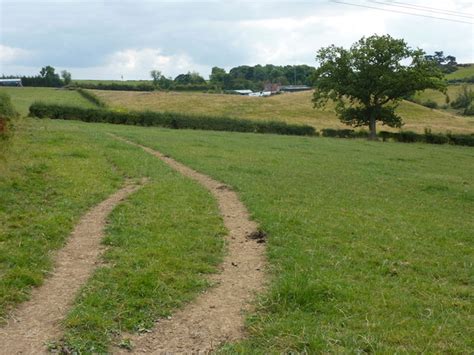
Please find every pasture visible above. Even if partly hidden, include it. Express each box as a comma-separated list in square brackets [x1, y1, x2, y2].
[0, 87, 473, 352]
[0, 87, 96, 116]
[93, 89, 474, 134]
[2, 118, 473, 352]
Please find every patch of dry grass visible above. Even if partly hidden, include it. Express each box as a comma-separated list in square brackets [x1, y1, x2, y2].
[94, 90, 474, 134]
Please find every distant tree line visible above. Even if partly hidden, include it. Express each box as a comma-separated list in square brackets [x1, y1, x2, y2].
[209, 64, 316, 91]
[1, 66, 73, 87]
[424, 51, 458, 74]
[148, 64, 317, 91]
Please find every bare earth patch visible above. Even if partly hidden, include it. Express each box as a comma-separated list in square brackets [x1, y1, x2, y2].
[0, 180, 146, 354]
[112, 135, 266, 354]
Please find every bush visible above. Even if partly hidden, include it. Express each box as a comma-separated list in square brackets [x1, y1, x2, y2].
[422, 100, 438, 109]
[0, 92, 19, 137]
[28, 102, 316, 136]
[424, 128, 449, 144]
[379, 131, 394, 141]
[76, 88, 107, 108]
[451, 85, 474, 110]
[447, 133, 474, 146]
[394, 131, 423, 143]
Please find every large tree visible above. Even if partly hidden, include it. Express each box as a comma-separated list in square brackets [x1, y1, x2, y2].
[313, 35, 446, 139]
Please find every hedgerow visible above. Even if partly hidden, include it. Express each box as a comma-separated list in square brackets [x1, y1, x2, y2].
[28, 102, 316, 136]
[75, 88, 107, 108]
[323, 128, 473, 146]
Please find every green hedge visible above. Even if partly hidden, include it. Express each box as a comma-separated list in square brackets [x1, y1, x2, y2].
[323, 128, 473, 147]
[75, 88, 108, 108]
[28, 102, 316, 136]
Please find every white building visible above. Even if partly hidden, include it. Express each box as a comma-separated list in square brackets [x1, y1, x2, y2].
[0, 79, 22, 87]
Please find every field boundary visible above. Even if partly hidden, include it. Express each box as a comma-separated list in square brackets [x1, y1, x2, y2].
[0, 179, 146, 353]
[111, 134, 267, 353]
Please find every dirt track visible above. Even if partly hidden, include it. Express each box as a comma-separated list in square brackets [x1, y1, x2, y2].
[112, 135, 266, 354]
[0, 180, 145, 354]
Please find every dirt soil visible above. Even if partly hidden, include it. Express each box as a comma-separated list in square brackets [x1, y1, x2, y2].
[112, 135, 267, 354]
[0, 180, 145, 354]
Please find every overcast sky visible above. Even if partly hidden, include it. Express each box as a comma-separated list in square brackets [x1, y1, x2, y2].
[0, 0, 473, 80]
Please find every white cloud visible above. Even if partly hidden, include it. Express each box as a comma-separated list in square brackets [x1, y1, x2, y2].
[65, 48, 210, 80]
[235, 10, 388, 65]
[0, 45, 31, 64]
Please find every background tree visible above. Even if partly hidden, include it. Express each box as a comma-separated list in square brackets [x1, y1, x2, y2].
[425, 51, 458, 73]
[39, 66, 62, 87]
[60, 70, 72, 85]
[313, 35, 446, 140]
[150, 69, 162, 88]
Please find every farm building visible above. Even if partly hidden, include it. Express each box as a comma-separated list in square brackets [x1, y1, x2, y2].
[228, 89, 253, 95]
[0, 79, 22, 87]
[280, 85, 311, 92]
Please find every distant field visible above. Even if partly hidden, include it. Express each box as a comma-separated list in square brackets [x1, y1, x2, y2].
[446, 64, 474, 80]
[74, 79, 151, 86]
[414, 84, 474, 111]
[93, 90, 474, 134]
[0, 87, 96, 116]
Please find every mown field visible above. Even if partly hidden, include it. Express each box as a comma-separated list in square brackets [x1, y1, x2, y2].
[93, 89, 474, 134]
[1, 87, 473, 352]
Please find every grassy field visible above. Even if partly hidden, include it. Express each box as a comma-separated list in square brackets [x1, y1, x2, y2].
[0, 87, 96, 116]
[102, 123, 473, 353]
[0, 118, 225, 352]
[93, 89, 474, 134]
[1, 88, 473, 352]
[446, 64, 474, 80]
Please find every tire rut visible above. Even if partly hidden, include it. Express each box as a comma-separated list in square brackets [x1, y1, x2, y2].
[112, 135, 266, 354]
[0, 180, 146, 354]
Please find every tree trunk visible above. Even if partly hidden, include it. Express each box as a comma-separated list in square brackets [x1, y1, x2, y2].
[368, 113, 378, 141]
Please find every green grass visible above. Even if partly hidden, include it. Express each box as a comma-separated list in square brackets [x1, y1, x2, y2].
[446, 64, 474, 80]
[0, 118, 225, 353]
[101, 122, 474, 353]
[0, 87, 96, 116]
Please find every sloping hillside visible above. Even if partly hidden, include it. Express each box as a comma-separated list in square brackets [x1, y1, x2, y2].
[94, 90, 474, 134]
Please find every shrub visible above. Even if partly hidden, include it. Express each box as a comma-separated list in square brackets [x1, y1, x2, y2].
[394, 131, 423, 143]
[379, 131, 394, 141]
[451, 85, 474, 110]
[28, 102, 316, 136]
[422, 100, 438, 109]
[321, 128, 357, 138]
[446, 133, 474, 147]
[424, 128, 449, 144]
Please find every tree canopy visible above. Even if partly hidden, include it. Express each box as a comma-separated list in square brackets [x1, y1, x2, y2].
[313, 34, 446, 139]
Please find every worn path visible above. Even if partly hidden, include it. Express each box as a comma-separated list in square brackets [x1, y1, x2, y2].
[0, 180, 145, 354]
[112, 135, 266, 354]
